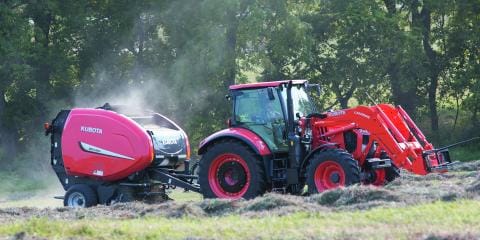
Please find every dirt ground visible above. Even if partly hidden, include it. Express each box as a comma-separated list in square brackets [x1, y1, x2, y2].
[1, 160, 479, 224]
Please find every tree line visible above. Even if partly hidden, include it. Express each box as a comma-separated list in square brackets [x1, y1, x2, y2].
[0, 0, 479, 164]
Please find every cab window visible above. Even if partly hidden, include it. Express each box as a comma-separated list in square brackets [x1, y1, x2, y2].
[233, 88, 287, 151]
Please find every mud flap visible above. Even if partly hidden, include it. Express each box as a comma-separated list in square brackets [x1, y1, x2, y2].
[286, 168, 299, 184]
[97, 185, 117, 204]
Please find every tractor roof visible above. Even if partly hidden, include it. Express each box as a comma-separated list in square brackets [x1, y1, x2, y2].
[229, 80, 307, 90]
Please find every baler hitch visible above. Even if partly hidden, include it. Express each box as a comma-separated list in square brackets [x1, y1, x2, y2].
[151, 169, 201, 193]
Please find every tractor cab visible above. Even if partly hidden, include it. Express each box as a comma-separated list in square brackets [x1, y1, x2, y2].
[229, 80, 315, 153]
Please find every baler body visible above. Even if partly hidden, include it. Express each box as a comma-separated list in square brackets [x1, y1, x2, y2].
[60, 108, 155, 181]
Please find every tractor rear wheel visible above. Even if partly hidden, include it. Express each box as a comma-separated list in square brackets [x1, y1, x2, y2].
[199, 141, 266, 199]
[307, 149, 361, 194]
[64, 184, 98, 208]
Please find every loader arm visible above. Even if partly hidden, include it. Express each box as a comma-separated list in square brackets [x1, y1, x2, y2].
[312, 104, 440, 175]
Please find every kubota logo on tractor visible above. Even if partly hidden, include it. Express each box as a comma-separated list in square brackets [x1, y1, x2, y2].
[80, 126, 103, 134]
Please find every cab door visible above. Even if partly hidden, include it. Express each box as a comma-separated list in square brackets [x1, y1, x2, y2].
[232, 87, 288, 152]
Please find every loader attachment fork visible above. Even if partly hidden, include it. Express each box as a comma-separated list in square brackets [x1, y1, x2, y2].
[423, 137, 480, 171]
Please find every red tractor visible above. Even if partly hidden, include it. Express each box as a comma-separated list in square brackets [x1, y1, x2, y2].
[197, 80, 457, 199]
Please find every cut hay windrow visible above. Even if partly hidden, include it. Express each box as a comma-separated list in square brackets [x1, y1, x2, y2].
[1, 161, 479, 222]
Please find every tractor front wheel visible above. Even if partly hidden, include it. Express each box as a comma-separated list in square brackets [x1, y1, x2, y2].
[198, 141, 266, 199]
[307, 149, 361, 194]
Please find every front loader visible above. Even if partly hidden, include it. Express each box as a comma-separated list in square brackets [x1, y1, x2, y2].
[197, 80, 473, 199]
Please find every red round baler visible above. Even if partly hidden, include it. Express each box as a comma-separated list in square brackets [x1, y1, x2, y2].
[46, 104, 198, 207]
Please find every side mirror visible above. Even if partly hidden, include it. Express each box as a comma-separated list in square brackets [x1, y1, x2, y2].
[226, 118, 232, 128]
[267, 87, 275, 100]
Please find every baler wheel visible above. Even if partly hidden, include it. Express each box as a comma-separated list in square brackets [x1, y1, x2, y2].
[199, 141, 266, 199]
[307, 149, 360, 194]
[64, 184, 98, 208]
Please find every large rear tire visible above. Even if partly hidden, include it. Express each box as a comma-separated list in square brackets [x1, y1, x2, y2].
[198, 141, 266, 199]
[307, 149, 361, 194]
[64, 184, 98, 208]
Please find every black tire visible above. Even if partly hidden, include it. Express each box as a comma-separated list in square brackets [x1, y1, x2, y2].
[64, 184, 98, 208]
[385, 165, 400, 182]
[198, 140, 266, 199]
[307, 149, 361, 194]
[379, 152, 400, 183]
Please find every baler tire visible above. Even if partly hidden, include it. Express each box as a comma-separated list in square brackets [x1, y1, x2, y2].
[64, 184, 98, 208]
[307, 149, 360, 194]
[198, 140, 266, 199]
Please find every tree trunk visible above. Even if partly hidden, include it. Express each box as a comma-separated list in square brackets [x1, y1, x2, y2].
[427, 71, 439, 132]
[388, 64, 417, 117]
[224, 12, 239, 90]
[133, 12, 146, 83]
[0, 89, 18, 162]
[338, 97, 349, 109]
[419, 4, 440, 132]
[32, 10, 53, 125]
[333, 84, 355, 109]
[472, 96, 479, 129]
[383, 0, 396, 14]
[224, 0, 254, 89]
[383, 0, 418, 118]
[453, 94, 459, 130]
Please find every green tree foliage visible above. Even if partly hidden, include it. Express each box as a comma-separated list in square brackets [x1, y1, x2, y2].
[0, 0, 479, 165]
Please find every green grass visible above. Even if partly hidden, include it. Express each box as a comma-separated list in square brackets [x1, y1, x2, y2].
[1, 200, 479, 239]
[0, 172, 49, 195]
[168, 189, 202, 202]
[450, 146, 480, 162]
[0, 170, 63, 208]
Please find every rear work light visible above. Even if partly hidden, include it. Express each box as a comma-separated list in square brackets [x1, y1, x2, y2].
[185, 136, 191, 160]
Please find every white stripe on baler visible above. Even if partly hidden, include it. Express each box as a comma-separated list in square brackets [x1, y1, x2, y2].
[79, 142, 134, 160]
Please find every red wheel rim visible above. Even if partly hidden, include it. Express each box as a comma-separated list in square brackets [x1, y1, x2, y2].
[208, 153, 250, 199]
[372, 169, 386, 186]
[314, 161, 346, 192]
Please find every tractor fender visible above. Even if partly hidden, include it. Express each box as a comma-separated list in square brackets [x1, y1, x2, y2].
[198, 128, 272, 156]
[300, 143, 339, 171]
